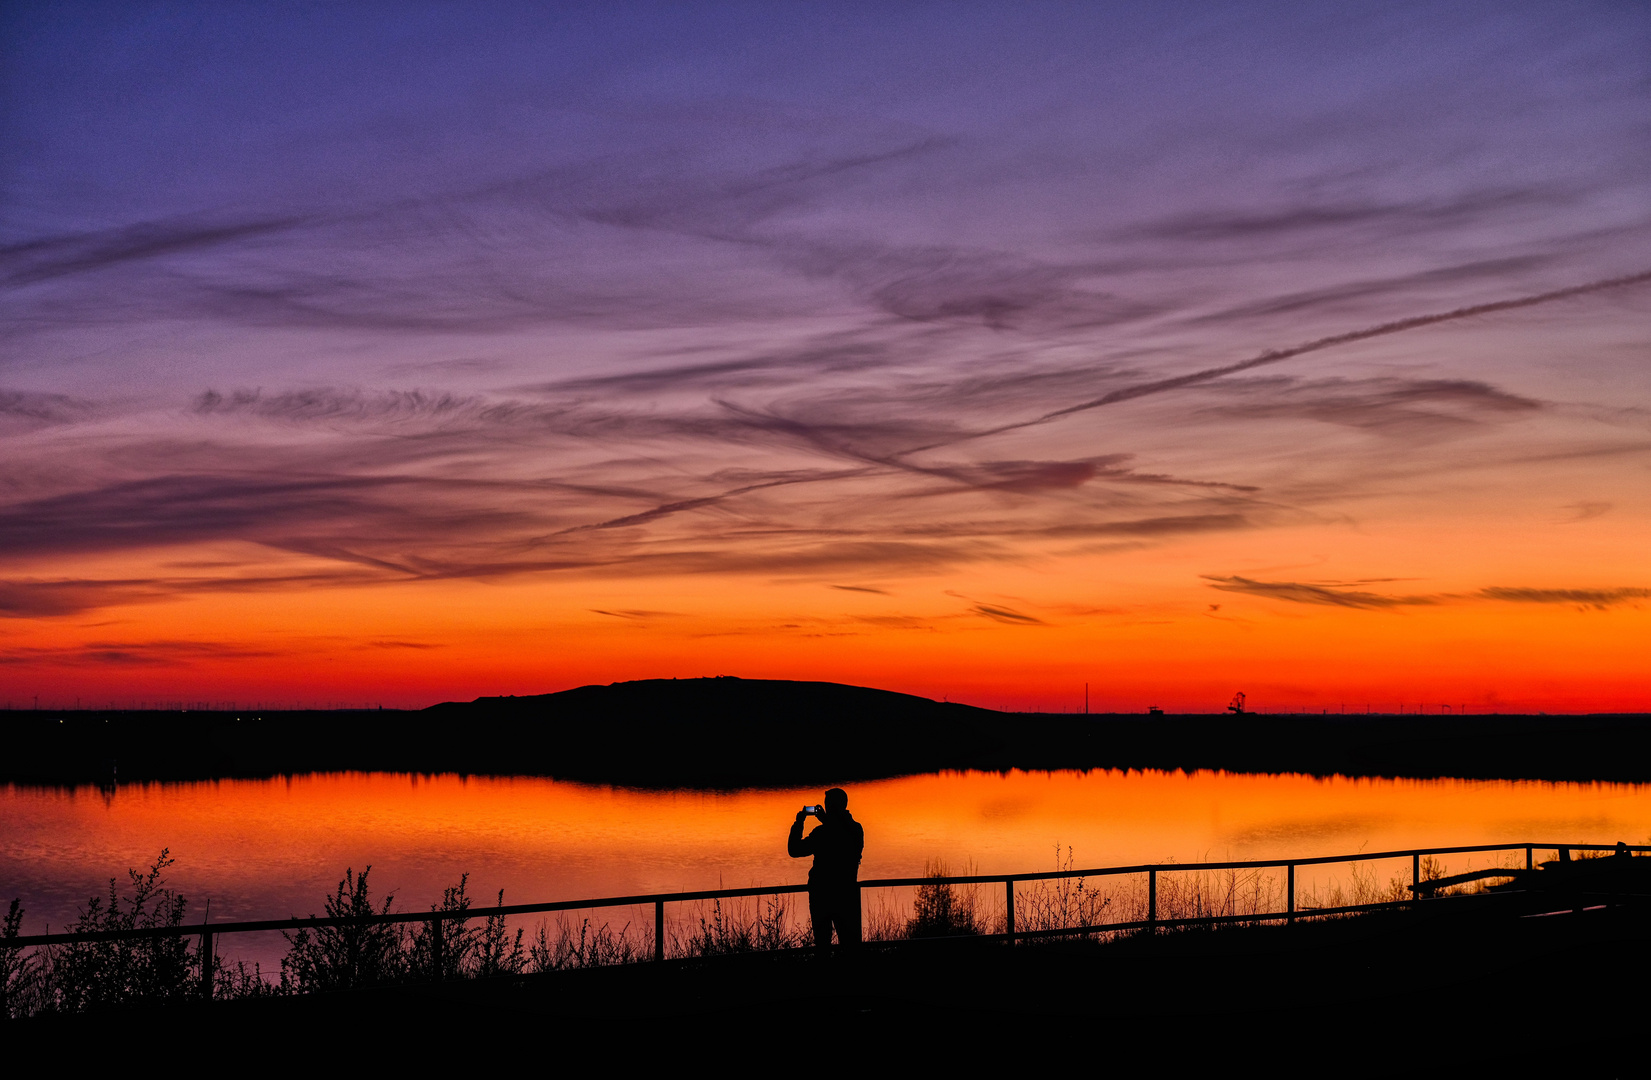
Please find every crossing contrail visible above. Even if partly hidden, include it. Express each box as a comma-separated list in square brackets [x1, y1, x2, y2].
[907, 267, 1651, 453]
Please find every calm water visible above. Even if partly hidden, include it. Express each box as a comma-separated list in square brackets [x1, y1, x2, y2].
[5, 768, 1649, 967]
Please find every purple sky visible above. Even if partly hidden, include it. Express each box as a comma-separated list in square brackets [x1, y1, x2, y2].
[2, 3, 1648, 707]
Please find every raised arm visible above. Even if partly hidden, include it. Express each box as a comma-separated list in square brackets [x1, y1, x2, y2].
[787, 810, 814, 858]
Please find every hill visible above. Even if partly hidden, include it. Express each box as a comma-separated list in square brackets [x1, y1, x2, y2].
[3, 676, 1649, 785]
[419, 676, 1007, 784]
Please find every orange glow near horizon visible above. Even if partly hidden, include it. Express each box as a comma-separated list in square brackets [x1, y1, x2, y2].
[8, 535, 1648, 712]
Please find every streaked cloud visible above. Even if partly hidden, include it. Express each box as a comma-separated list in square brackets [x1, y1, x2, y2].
[1561, 502, 1612, 523]
[0, 390, 97, 432]
[1206, 577, 1651, 613]
[1, 215, 309, 287]
[972, 604, 1046, 626]
[1204, 377, 1542, 437]
[1477, 587, 1651, 609]
[0, 638, 286, 666]
[1203, 576, 1441, 610]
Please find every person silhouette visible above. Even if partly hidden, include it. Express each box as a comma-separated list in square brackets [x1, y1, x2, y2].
[788, 787, 864, 951]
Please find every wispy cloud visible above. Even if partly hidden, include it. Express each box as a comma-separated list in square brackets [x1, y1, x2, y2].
[1200, 376, 1542, 437]
[0, 390, 98, 432]
[1561, 502, 1612, 523]
[193, 387, 484, 425]
[0, 570, 389, 618]
[1045, 514, 1253, 540]
[0, 638, 285, 666]
[590, 609, 685, 620]
[1125, 190, 1566, 246]
[912, 269, 1651, 453]
[971, 603, 1046, 625]
[1202, 575, 1441, 609]
[1477, 587, 1651, 609]
[1, 215, 309, 287]
[1206, 577, 1651, 612]
[0, 579, 167, 618]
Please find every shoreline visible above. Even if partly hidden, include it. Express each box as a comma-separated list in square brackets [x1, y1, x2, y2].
[6, 705, 1651, 787]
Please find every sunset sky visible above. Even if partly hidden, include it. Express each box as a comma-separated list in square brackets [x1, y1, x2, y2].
[3, 2, 1647, 711]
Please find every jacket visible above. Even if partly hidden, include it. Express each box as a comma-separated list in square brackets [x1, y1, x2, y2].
[787, 811, 864, 887]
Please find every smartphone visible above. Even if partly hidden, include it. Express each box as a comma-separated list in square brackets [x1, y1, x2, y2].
[803, 805, 823, 816]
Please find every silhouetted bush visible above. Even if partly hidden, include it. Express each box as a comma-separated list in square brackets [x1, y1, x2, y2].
[405, 875, 527, 980]
[408, 874, 472, 982]
[280, 867, 405, 992]
[45, 850, 205, 1012]
[475, 889, 527, 977]
[908, 860, 983, 938]
[2, 897, 44, 1018]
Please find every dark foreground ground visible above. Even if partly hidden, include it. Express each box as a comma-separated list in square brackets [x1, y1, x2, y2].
[23, 897, 1649, 1071]
[7, 677, 1651, 786]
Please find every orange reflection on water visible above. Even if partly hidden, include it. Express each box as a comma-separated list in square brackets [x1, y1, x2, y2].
[6, 768, 1651, 939]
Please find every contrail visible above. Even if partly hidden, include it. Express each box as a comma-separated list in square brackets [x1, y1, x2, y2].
[910, 267, 1651, 451]
[534, 468, 872, 540]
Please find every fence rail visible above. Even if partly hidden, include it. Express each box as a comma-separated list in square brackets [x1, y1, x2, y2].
[7, 840, 1643, 1000]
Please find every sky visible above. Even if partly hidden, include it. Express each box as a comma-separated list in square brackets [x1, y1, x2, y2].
[2, 1, 1648, 712]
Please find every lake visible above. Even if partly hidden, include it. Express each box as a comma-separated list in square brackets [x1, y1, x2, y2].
[6, 768, 1648, 970]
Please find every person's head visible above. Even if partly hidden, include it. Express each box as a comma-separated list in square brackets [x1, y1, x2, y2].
[823, 787, 848, 814]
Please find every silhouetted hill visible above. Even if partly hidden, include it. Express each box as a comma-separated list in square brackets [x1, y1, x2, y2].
[3, 676, 1650, 786]
[0, 678, 1003, 787]
[420, 676, 1008, 784]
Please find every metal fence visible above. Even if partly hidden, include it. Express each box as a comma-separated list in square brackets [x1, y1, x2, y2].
[7, 840, 1641, 1000]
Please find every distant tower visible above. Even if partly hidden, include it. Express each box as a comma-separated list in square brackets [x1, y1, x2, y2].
[1227, 691, 1246, 715]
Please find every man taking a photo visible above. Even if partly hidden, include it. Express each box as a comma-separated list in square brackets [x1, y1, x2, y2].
[788, 787, 864, 951]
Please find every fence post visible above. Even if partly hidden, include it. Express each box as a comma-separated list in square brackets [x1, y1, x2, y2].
[1286, 864, 1295, 925]
[1005, 879, 1015, 946]
[431, 914, 444, 981]
[200, 929, 214, 1001]
[1412, 853, 1421, 900]
[1526, 846, 1533, 870]
[655, 900, 665, 961]
[1148, 869, 1157, 933]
